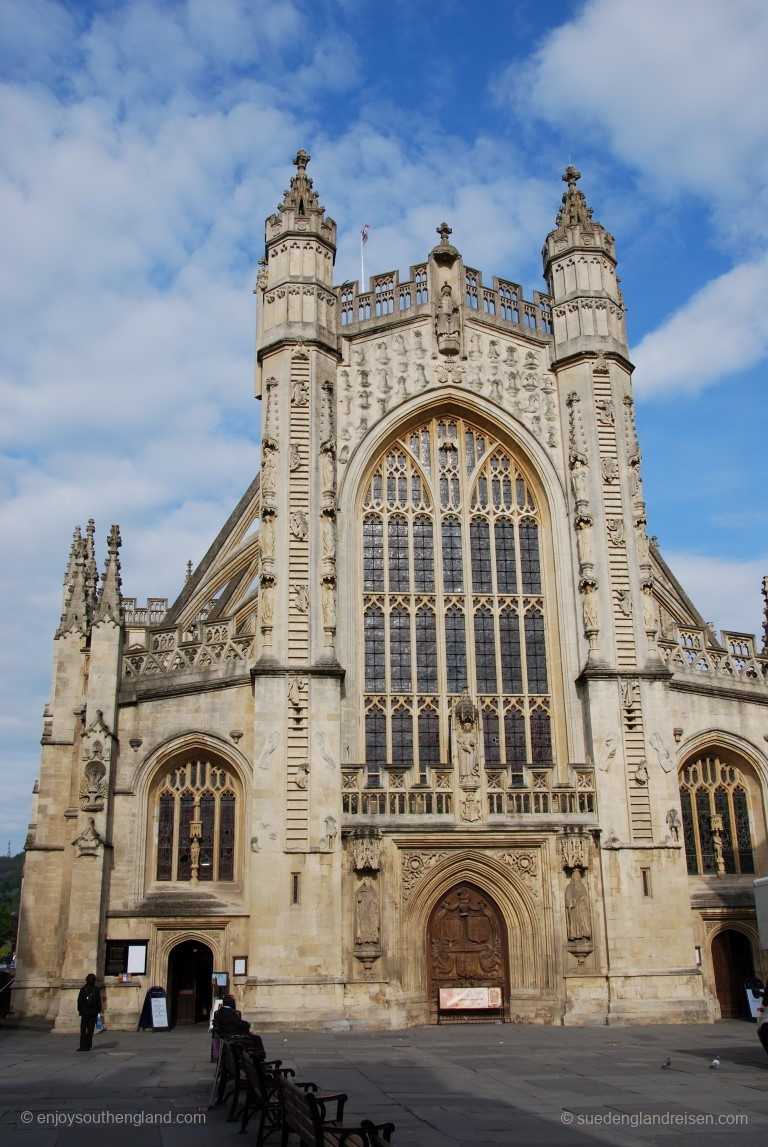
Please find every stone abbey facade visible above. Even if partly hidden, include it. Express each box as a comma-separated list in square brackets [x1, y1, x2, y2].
[14, 154, 768, 1032]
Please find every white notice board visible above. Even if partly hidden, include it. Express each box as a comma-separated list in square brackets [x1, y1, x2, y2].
[150, 995, 169, 1029]
[439, 987, 502, 1010]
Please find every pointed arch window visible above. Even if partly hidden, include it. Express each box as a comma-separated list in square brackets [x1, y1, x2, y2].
[678, 755, 755, 875]
[360, 417, 554, 775]
[154, 758, 238, 882]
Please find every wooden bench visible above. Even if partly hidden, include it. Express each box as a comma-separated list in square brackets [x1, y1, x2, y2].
[239, 1053, 318, 1142]
[215, 1035, 265, 1119]
[360, 1120, 395, 1147]
[278, 1076, 395, 1147]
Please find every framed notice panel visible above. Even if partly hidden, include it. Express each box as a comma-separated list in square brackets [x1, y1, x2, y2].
[439, 987, 502, 1010]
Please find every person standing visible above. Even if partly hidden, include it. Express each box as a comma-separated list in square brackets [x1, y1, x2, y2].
[76, 973, 102, 1051]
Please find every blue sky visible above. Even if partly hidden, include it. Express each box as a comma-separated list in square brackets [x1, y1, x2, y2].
[1, 0, 766, 854]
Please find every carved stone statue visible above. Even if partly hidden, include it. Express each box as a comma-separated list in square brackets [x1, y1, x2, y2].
[79, 759, 107, 811]
[570, 458, 588, 507]
[291, 377, 309, 406]
[457, 720, 479, 782]
[666, 808, 681, 842]
[295, 762, 309, 789]
[355, 878, 380, 945]
[73, 816, 103, 857]
[564, 869, 591, 941]
[260, 515, 275, 561]
[260, 582, 274, 624]
[320, 447, 335, 494]
[321, 515, 336, 561]
[582, 584, 598, 631]
[325, 815, 337, 850]
[261, 445, 277, 497]
[290, 445, 301, 471]
[575, 519, 593, 567]
[294, 583, 309, 613]
[322, 583, 337, 630]
[435, 282, 460, 352]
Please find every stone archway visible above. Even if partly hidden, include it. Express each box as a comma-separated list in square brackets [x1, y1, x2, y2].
[711, 929, 754, 1018]
[167, 938, 213, 1026]
[427, 882, 509, 1022]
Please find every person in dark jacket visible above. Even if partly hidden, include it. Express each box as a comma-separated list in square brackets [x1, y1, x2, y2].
[76, 973, 102, 1051]
[212, 994, 251, 1038]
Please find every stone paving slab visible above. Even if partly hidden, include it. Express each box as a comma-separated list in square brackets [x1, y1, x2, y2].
[0, 1019, 767, 1145]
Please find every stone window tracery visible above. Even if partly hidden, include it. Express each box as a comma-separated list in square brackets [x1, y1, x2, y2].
[154, 757, 238, 882]
[361, 417, 554, 777]
[679, 754, 755, 876]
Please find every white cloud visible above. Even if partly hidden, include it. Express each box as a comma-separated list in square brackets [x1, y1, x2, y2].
[631, 253, 768, 395]
[664, 552, 767, 639]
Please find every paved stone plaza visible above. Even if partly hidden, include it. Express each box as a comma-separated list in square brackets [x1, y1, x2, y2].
[1, 1019, 767, 1145]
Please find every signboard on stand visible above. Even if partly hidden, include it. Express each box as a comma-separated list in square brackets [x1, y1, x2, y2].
[138, 985, 169, 1031]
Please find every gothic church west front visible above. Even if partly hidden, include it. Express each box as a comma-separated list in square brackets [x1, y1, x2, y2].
[14, 153, 768, 1032]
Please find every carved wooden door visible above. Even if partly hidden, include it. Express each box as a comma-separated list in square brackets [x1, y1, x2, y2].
[427, 882, 509, 1020]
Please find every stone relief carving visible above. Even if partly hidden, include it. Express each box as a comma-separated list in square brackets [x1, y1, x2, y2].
[291, 377, 309, 406]
[623, 395, 642, 467]
[649, 732, 673, 773]
[348, 828, 381, 872]
[615, 588, 633, 617]
[294, 761, 309, 789]
[79, 759, 107, 812]
[436, 282, 461, 355]
[314, 730, 337, 770]
[575, 516, 593, 570]
[287, 677, 306, 708]
[290, 511, 308, 540]
[260, 514, 275, 563]
[73, 816, 105, 858]
[597, 731, 619, 773]
[401, 851, 450, 902]
[559, 833, 591, 870]
[325, 815, 337, 850]
[293, 583, 309, 613]
[260, 581, 274, 625]
[501, 850, 539, 880]
[258, 730, 280, 770]
[641, 583, 658, 640]
[289, 444, 302, 471]
[355, 878, 380, 944]
[600, 455, 619, 483]
[595, 397, 614, 425]
[460, 792, 482, 822]
[321, 582, 337, 630]
[606, 518, 625, 546]
[634, 762, 649, 785]
[263, 376, 278, 445]
[321, 515, 336, 563]
[261, 443, 277, 504]
[580, 579, 599, 648]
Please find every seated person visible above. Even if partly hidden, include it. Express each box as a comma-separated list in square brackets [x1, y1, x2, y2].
[212, 994, 251, 1038]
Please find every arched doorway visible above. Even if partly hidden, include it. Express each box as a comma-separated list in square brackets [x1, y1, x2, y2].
[427, 882, 509, 1022]
[167, 939, 213, 1026]
[711, 930, 754, 1018]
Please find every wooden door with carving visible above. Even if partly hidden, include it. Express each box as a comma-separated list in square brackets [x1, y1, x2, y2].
[427, 882, 509, 1021]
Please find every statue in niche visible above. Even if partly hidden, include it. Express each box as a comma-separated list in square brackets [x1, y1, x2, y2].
[320, 446, 335, 494]
[635, 522, 650, 565]
[260, 583, 274, 625]
[322, 583, 337, 630]
[666, 808, 681, 842]
[290, 445, 302, 472]
[261, 445, 277, 497]
[641, 584, 658, 633]
[435, 283, 460, 348]
[457, 720, 479, 782]
[322, 516, 336, 561]
[256, 257, 268, 291]
[355, 878, 380, 945]
[575, 519, 593, 567]
[290, 511, 308, 540]
[190, 838, 200, 868]
[570, 458, 588, 507]
[582, 584, 598, 631]
[260, 515, 275, 561]
[564, 869, 591, 941]
[291, 377, 309, 406]
[294, 583, 309, 613]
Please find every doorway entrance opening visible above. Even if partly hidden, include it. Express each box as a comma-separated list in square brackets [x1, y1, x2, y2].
[427, 882, 509, 1023]
[167, 939, 213, 1026]
[711, 929, 754, 1018]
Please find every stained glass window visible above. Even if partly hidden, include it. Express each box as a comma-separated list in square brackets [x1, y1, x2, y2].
[361, 417, 553, 776]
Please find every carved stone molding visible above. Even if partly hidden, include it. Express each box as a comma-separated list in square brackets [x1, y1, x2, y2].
[348, 827, 382, 872]
[558, 832, 591, 871]
[401, 851, 450, 902]
[500, 850, 539, 880]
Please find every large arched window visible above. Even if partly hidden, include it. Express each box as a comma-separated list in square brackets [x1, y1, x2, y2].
[679, 754, 755, 876]
[361, 417, 554, 776]
[155, 757, 237, 882]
